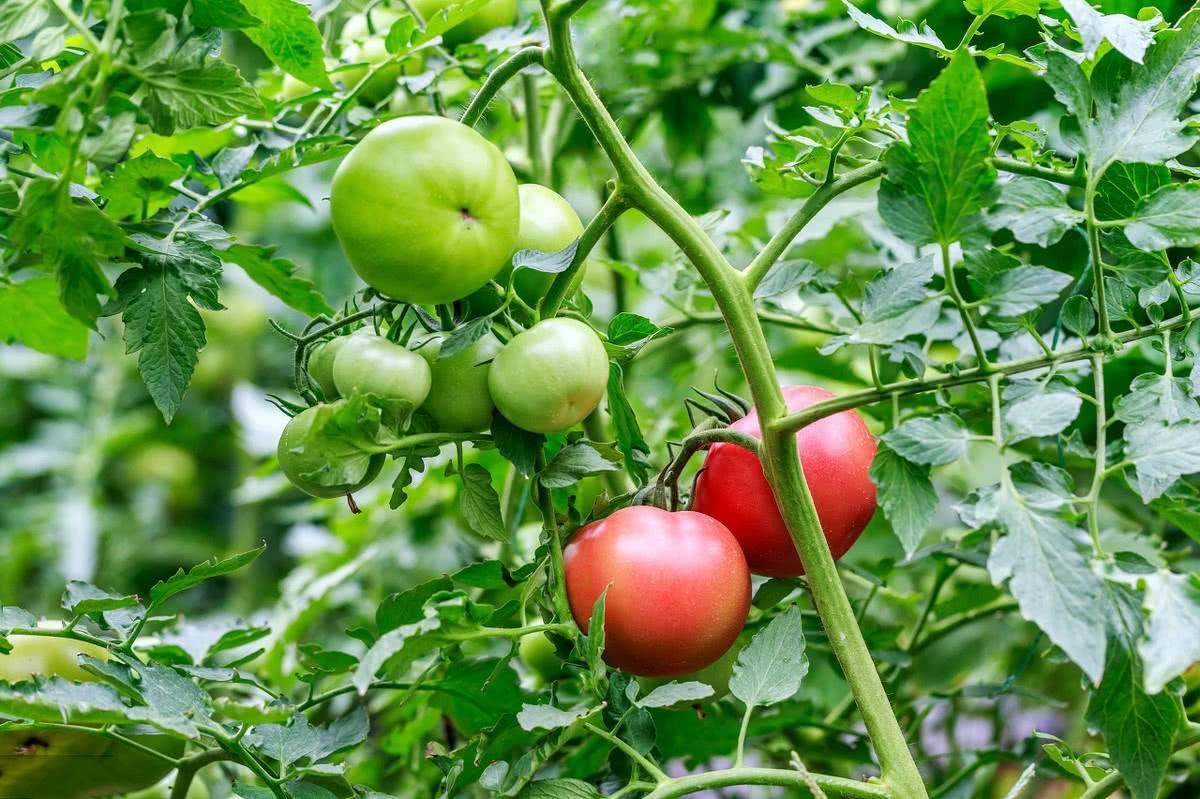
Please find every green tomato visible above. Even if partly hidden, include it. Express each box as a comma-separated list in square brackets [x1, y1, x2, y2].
[331, 116, 520, 303]
[0, 636, 184, 799]
[418, 333, 501, 432]
[474, 184, 587, 314]
[411, 0, 517, 48]
[488, 318, 609, 433]
[332, 334, 432, 416]
[308, 336, 352, 400]
[339, 7, 424, 103]
[277, 402, 386, 499]
[518, 632, 564, 683]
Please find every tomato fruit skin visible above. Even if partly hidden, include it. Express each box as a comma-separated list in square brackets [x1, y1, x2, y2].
[332, 334, 432, 415]
[691, 385, 877, 577]
[330, 116, 520, 303]
[564, 506, 751, 677]
[418, 334, 501, 432]
[308, 336, 351, 400]
[411, 0, 517, 47]
[0, 636, 184, 799]
[277, 403, 386, 499]
[487, 318, 609, 433]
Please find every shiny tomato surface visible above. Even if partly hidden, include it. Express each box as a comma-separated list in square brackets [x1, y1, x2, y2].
[563, 506, 751, 677]
[692, 385, 877, 577]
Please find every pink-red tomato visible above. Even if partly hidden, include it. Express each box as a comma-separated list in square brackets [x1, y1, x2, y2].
[563, 506, 751, 677]
[691, 385, 877, 578]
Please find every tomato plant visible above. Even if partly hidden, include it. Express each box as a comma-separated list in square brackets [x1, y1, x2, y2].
[3, 0, 1200, 798]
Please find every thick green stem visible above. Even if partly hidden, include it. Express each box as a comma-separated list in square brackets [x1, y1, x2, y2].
[641, 768, 891, 799]
[541, 188, 629, 317]
[538, 6, 927, 795]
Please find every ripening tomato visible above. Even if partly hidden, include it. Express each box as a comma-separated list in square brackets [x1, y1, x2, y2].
[330, 116, 520, 303]
[0, 635, 185, 799]
[563, 506, 751, 677]
[691, 385, 877, 577]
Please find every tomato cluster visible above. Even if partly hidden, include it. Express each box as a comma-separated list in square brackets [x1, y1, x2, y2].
[278, 115, 610, 499]
[557, 387, 877, 678]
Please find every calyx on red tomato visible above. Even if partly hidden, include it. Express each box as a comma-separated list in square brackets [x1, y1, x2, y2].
[330, 116, 520, 304]
[563, 506, 751, 677]
[0, 635, 184, 799]
[277, 402, 386, 499]
[691, 385, 877, 578]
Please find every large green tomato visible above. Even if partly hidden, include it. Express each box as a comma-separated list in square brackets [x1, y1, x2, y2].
[331, 116, 520, 303]
[277, 403, 386, 499]
[418, 333, 501, 432]
[411, 0, 517, 47]
[488, 318, 609, 433]
[473, 184, 587, 314]
[0, 636, 184, 799]
[308, 336, 352, 400]
[332, 334, 432, 416]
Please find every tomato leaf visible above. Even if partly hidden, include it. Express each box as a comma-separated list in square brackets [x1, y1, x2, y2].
[870, 445, 937, 558]
[539, 442, 620, 489]
[730, 605, 808, 708]
[460, 463, 506, 542]
[491, 411, 544, 477]
[606, 363, 650, 484]
[878, 50, 995, 246]
[223, 244, 335, 317]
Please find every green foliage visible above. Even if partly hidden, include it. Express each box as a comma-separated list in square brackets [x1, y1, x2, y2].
[1, 0, 1199, 798]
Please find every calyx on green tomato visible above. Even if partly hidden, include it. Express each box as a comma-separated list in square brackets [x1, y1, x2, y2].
[411, 0, 517, 48]
[0, 635, 184, 799]
[691, 385, 878, 578]
[487, 317, 608, 433]
[330, 116, 520, 304]
[518, 630, 564, 683]
[418, 333, 501, 432]
[564, 506, 751, 677]
[277, 402, 386, 499]
[477, 184, 586, 311]
[308, 336, 351, 400]
[332, 334, 432, 416]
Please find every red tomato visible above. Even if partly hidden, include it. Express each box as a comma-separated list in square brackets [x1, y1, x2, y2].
[691, 385, 877, 577]
[563, 506, 751, 677]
